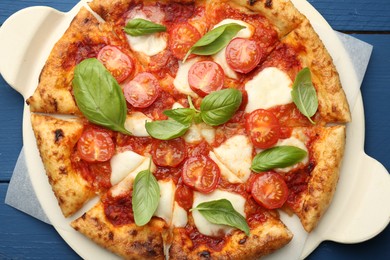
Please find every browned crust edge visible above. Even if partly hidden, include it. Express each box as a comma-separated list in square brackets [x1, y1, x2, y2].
[30, 114, 94, 217]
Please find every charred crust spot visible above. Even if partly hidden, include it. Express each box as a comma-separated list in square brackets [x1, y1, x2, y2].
[248, 0, 258, 6]
[265, 0, 273, 8]
[54, 129, 64, 143]
[129, 229, 138, 236]
[83, 17, 91, 25]
[81, 213, 87, 220]
[239, 237, 247, 244]
[108, 231, 114, 240]
[199, 251, 211, 258]
[59, 166, 67, 175]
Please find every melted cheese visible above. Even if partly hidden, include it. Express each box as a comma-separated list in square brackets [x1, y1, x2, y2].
[184, 122, 215, 144]
[172, 202, 188, 228]
[192, 189, 246, 236]
[110, 151, 145, 185]
[124, 112, 152, 137]
[210, 135, 253, 183]
[245, 67, 293, 113]
[173, 58, 200, 97]
[212, 19, 254, 79]
[274, 136, 309, 173]
[154, 179, 176, 224]
[125, 13, 167, 56]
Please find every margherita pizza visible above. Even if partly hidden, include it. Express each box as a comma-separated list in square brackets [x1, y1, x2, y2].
[27, 0, 350, 259]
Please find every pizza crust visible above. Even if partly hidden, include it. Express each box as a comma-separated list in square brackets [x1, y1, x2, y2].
[294, 125, 346, 232]
[30, 114, 94, 217]
[71, 202, 166, 260]
[169, 214, 292, 259]
[281, 20, 351, 123]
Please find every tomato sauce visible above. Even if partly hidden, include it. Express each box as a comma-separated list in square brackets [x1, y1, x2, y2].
[185, 224, 229, 252]
[103, 192, 134, 226]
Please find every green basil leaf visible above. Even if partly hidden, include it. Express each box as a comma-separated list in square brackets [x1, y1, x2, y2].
[145, 120, 190, 140]
[183, 23, 245, 62]
[200, 88, 242, 126]
[191, 199, 250, 236]
[251, 146, 307, 172]
[124, 18, 166, 36]
[73, 58, 131, 135]
[164, 108, 195, 125]
[291, 68, 318, 124]
[132, 169, 160, 226]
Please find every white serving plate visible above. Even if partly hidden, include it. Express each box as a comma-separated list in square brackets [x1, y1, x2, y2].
[0, 0, 389, 259]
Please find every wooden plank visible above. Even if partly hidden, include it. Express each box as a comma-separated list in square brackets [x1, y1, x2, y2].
[0, 183, 79, 259]
[308, 0, 390, 31]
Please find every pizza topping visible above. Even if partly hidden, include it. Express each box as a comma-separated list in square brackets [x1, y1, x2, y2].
[77, 128, 115, 163]
[73, 59, 131, 135]
[97, 45, 133, 83]
[225, 38, 263, 74]
[291, 67, 318, 124]
[192, 189, 247, 237]
[251, 146, 307, 172]
[188, 61, 224, 97]
[124, 112, 153, 137]
[110, 150, 146, 185]
[209, 135, 253, 183]
[250, 172, 289, 209]
[245, 109, 281, 149]
[211, 19, 253, 79]
[183, 122, 216, 144]
[153, 179, 175, 224]
[124, 18, 166, 36]
[182, 155, 220, 193]
[175, 183, 194, 211]
[183, 23, 245, 62]
[174, 58, 201, 97]
[172, 201, 188, 228]
[146, 119, 190, 140]
[123, 72, 160, 108]
[151, 138, 187, 167]
[103, 192, 134, 226]
[169, 23, 201, 60]
[132, 164, 160, 226]
[191, 199, 250, 236]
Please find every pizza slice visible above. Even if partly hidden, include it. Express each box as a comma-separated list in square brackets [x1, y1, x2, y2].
[26, 7, 141, 115]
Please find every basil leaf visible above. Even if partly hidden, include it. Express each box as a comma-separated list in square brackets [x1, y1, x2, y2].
[132, 169, 160, 226]
[200, 88, 242, 126]
[145, 120, 190, 140]
[191, 199, 250, 236]
[251, 146, 307, 172]
[291, 68, 318, 124]
[183, 23, 245, 62]
[164, 108, 195, 125]
[124, 18, 166, 36]
[73, 58, 131, 135]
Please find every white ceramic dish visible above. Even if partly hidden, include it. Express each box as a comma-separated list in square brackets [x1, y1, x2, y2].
[0, 0, 389, 259]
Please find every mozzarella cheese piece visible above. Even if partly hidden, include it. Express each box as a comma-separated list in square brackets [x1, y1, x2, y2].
[212, 19, 254, 79]
[110, 150, 145, 185]
[173, 58, 200, 97]
[184, 122, 215, 144]
[245, 67, 293, 113]
[126, 14, 167, 56]
[154, 179, 176, 224]
[124, 112, 152, 137]
[110, 154, 154, 197]
[210, 135, 253, 183]
[192, 190, 246, 237]
[274, 136, 309, 173]
[172, 202, 188, 228]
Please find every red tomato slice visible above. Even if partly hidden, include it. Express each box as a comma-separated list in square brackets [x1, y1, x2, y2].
[182, 155, 220, 193]
[245, 109, 281, 149]
[77, 128, 115, 163]
[188, 61, 224, 97]
[123, 72, 160, 108]
[169, 23, 201, 60]
[97, 45, 134, 83]
[251, 172, 289, 209]
[88, 161, 112, 190]
[226, 38, 263, 74]
[175, 183, 194, 211]
[151, 138, 187, 167]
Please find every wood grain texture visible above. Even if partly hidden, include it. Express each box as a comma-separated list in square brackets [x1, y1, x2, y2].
[0, 0, 389, 259]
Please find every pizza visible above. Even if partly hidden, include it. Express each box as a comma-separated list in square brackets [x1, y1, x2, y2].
[27, 0, 351, 259]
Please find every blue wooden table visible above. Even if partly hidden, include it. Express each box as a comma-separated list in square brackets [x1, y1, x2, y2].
[0, 0, 389, 259]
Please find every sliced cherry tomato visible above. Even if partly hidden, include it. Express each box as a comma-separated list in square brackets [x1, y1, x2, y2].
[245, 109, 281, 149]
[123, 72, 160, 108]
[77, 128, 115, 163]
[226, 38, 263, 74]
[251, 172, 289, 209]
[151, 138, 187, 167]
[169, 23, 201, 60]
[188, 60, 224, 97]
[182, 155, 220, 193]
[97, 45, 133, 83]
[175, 183, 194, 211]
